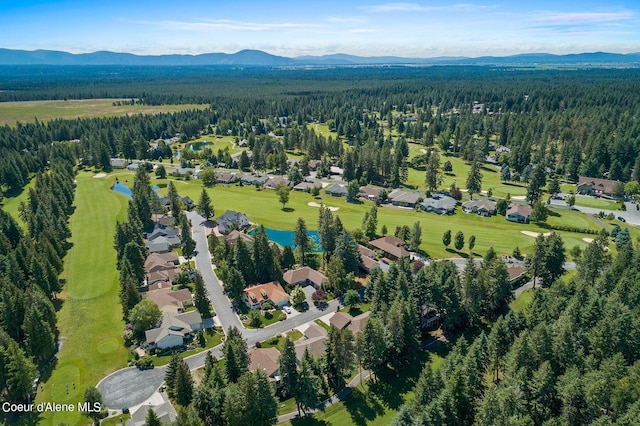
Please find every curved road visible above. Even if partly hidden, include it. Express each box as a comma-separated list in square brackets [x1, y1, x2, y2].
[98, 212, 338, 409]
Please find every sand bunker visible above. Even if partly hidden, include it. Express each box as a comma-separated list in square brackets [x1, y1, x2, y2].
[308, 202, 339, 211]
[93, 172, 107, 178]
[521, 231, 552, 238]
[511, 195, 527, 200]
[583, 238, 594, 243]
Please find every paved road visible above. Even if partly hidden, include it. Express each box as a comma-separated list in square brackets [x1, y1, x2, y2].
[550, 196, 640, 226]
[98, 213, 339, 409]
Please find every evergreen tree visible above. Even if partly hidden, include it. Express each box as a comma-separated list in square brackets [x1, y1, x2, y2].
[82, 386, 104, 425]
[454, 231, 465, 251]
[466, 159, 482, 200]
[240, 370, 278, 426]
[334, 230, 361, 274]
[145, 408, 162, 426]
[196, 188, 214, 219]
[409, 221, 422, 251]
[443, 229, 452, 248]
[317, 206, 335, 260]
[224, 267, 246, 303]
[253, 226, 279, 283]
[296, 356, 320, 416]
[281, 245, 296, 270]
[234, 238, 256, 283]
[527, 163, 547, 205]
[278, 337, 299, 398]
[22, 304, 56, 363]
[500, 163, 511, 182]
[425, 150, 443, 192]
[193, 271, 211, 318]
[294, 217, 311, 265]
[223, 326, 249, 383]
[174, 357, 194, 406]
[167, 181, 183, 219]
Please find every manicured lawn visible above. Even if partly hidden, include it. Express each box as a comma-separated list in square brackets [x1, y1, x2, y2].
[572, 196, 620, 210]
[36, 170, 130, 426]
[339, 302, 372, 317]
[315, 319, 331, 331]
[152, 330, 224, 366]
[510, 289, 536, 313]
[261, 329, 304, 351]
[0, 177, 35, 230]
[101, 413, 131, 426]
[0, 99, 207, 126]
[245, 309, 285, 328]
[108, 171, 603, 260]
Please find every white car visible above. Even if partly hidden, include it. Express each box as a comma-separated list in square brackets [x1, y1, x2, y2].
[283, 306, 292, 314]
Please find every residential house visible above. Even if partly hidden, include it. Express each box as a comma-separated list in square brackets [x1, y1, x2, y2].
[325, 184, 347, 197]
[388, 189, 422, 208]
[145, 225, 181, 253]
[308, 159, 323, 171]
[359, 186, 383, 201]
[144, 252, 180, 287]
[126, 392, 177, 426]
[295, 323, 327, 360]
[420, 194, 457, 214]
[240, 174, 268, 186]
[224, 229, 254, 246]
[249, 348, 281, 383]
[146, 288, 193, 314]
[126, 162, 139, 171]
[110, 158, 127, 169]
[328, 311, 370, 334]
[505, 204, 532, 224]
[330, 166, 343, 176]
[243, 281, 291, 309]
[293, 181, 322, 192]
[507, 266, 527, 286]
[462, 199, 497, 216]
[216, 210, 250, 235]
[238, 139, 249, 147]
[577, 176, 621, 197]
[329, 312, 352, 330]
[145, 311, 202, 350]
[369, 236, 410, 260]
[264, 176, 290, 190]
[215, 172, 237, 184]
[283, 266, 328, 288]
[358, 244, 379, 272]
[152, 213, 174, 227]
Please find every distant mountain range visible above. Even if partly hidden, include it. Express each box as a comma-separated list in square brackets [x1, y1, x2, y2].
[1, 48, 639, 67]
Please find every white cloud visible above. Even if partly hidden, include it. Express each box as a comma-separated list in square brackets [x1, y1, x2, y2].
[530, 10, 635, 24]
[139, 19, 322, 33]
[364, 2, 496, 13]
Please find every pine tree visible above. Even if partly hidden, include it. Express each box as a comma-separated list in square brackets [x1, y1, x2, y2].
[82, 386, 104, 425]
[443, 229, 452, 248]
[174, 357, 194, 406]
[409, 221, 422, 251]
[223, 326, 249, 383]
[425, 150, 443, 192]
[454, 231, 465, 251]
[466, 159, 482, 200]
[224, 267, 246, 304]
[334, 230, 361, 274]
[278, 337, 299, 398]
[294, 217, 311, 265]
[167, 181, 183, 219]
[318, 206, 335, 260]
[145, 408, 162, 426]
[234, 238, 256, 283]
[281, 245, 296, 270]
[196, 188, 214, 219]
[193, 271, 211, 317]
[296, 356, 320, 416]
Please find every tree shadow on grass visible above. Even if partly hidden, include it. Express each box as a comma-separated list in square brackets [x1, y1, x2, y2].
[343, 387, 385, 426]
[290, 417, 330, 426]
[282, 207, 295, 213]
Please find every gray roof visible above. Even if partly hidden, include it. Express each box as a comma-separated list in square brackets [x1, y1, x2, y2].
[389, 190, 422, 205]
[462, 199, 496, 212]
[325, 184, 347, 196]
[420, 194, 457, 213]
[145, 311, 202, 347]
[217, 210, 250, 234]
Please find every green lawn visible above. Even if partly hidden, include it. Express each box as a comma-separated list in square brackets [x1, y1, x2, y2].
[0, 99, 207, 126]
[111, 171, 604, 259]
[510, 289, 536, 313]
[36, 171, 130, 426]
[572, 196, 620, 210]
[152, 330, 224, 366]
[0, 177, 35, 230]
[315, 319, 331, 331]
[260, 330, 304, 351]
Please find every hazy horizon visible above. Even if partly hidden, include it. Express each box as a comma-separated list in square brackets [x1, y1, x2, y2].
[2, 1, 639, 58]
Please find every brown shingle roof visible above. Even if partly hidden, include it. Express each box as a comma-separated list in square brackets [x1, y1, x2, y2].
[283, 267, 328, 287]
[368, 236, 410, 259]
[347, 311, 370, 334]
[249, 347, 280, 378]
[329, 312, 352, 330]
[243, 282, 290, 308]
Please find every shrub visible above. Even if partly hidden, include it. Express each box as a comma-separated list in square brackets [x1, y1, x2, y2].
[278, 312, 287, 321]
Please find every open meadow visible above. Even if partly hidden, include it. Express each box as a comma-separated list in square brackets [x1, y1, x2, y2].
[0, 98, 207, 126]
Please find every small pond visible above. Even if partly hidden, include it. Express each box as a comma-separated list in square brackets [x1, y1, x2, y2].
[250, 227, 321, 252]
[112, 182, 159, 199]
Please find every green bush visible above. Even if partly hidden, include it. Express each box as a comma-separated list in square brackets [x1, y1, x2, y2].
[278, 312, 287, 321]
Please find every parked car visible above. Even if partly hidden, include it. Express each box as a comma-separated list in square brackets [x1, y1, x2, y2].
[618, 216, 626, 222]
[283, 306, 292, 314]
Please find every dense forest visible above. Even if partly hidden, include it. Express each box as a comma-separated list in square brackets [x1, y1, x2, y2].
[1, 66, 640, 422]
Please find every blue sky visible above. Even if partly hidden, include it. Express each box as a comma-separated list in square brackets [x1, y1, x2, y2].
[1, 0, 639, 57]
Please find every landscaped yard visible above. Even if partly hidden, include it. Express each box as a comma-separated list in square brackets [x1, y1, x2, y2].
[151, 329, 224, 366]
[260, 329, 304, 351]
[36, 170, 130, 426]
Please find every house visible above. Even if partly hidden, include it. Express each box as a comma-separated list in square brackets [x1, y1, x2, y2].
[240, 174, 268, 186]
[215, 172, 237, 184]
[126, 392, 177, 426]
[358, 244, 379, 272]
[110, 158, 127, 169]
[347, 312, 370, 334]
[238, 139, 249, 147]
[577, 176, 621, 197]
[388, 189, 422, 208]
[506, 204, 532, 224]
[369, 236, 410, 260]
[462, 199, 496, 216]
[152, 213, 174, 227]
[329, 312, 352, 330]
[224, 229, 254, 246]
[295, 323, 328, 360]
[146, 288, 193, 314]
[359, 186, 383, 201]
[293, 181, 322, 192]
[126, 162, 139, 171]
[249, 348, 281, 382]
[145, 311, 202, 350]
[181, 196, 195, 210]
[216, 210, 250, 235]
[243, 281, 291, 309]
[420, 194, 457, 214]
[144, 252, 180, 286]
[283, 266, 328, 288]
[325, 184, 347, 197]
[507, 266, 527, 286]
[330, 166, 343, 176]
[308, 159, 323, 171]
[146, 225, 181, 251]
[146, 238, 171, 254]
[264, 176, 290, 190]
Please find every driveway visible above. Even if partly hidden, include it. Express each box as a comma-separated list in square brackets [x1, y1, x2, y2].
[98, 212, 340, 409]
[550, 196, 640, 226]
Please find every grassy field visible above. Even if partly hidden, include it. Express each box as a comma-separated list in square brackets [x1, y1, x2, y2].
[0, 178, 35, 229]
[0, 99, 207, 126]
[101, 171, 603, 259]
[36, 171, 130, 426]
